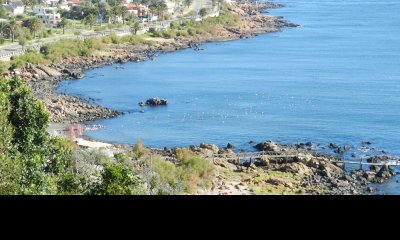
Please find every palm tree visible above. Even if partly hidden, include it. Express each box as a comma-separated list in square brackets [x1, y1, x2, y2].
[156, 2, 167, 20]
[0, 22, 8, 37]
[104, 9, 114, 24]
[129, 19, 141, 35]
[8, 19, 19, 42]
[27, 17, 42, 39]
[111, 5, 121, 23]
[120, 6, 129, 25]
[18, 36, 27, 51]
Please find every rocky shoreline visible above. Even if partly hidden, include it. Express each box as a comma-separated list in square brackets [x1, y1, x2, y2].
[151, 140, 397, 195]
[6, 1, 297, 124]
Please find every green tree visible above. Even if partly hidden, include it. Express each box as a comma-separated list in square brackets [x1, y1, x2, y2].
[184, 0, 192, 7]
[7, 78, 49, 156]
[58, 18, 70, 34]
[18, 36, 27, 51]
[26, 17, 43, 39]
[110, 5, 121, 23]
[0, 22, 7, 38]
[120, 6, 129, 25]
[8, 19, 19, 42]
[129, 19, 141, 35]
[0, 6, 8, 19]
[156, 2, 167, 20]
[22, 0, 37, 6]
[83, 14, 96, 29]
[0, 77, 52, 194]
[199, 8, 208, 19]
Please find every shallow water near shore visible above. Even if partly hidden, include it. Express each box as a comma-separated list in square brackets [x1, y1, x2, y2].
[58, 0, 400, 192]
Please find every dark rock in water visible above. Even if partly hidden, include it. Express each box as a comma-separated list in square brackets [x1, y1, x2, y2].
[138, 102, 145, 107]
[367, 155, 397, 163]
[351, 153, 356, 158]
[255, 141, 279, 152]
[63, 69, 84, 79]
[376, 165, 395, 179]
[226, 143, 234, 149]
[140, 110, 145, 113]
[334, 145, 351, 154]
[305, 142, 312, 147]
[248, 140, 256, 145]
[329, 143, 338, 149]
[145, 98, 168, 106]
[362, 141, 372, 145]
[369, 165, 381, 173]
[367, 187, 375, 193]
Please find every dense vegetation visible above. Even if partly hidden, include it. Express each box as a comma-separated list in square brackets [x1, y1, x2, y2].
[0, 77, 145, 194]
[0, 77, 215, 194]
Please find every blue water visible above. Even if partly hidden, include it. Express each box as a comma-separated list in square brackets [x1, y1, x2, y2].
[59, 0, 400, 192]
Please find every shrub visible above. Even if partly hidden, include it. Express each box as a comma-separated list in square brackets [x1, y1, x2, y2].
[170, 21, 180, 30]
[176, 148, 215, 193]
[84, 37, 105, 50]
[57, 172, 84, 195]
[0, 61, 10, 74]
[10, 49, 47, 69]
[0, 37, 5, 45]
[187, 28, 196, 36]
[114, 152, 131, 166]
[176, 30, 189, 37]
[91, 163, 146, 195]
[129, 140, 149, 159]
[41, 39, 95, 61]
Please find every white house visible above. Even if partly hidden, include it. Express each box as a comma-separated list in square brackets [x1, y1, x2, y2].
[33, 6, 61, 27]
[41, 0, 61, 6]
[164, 0, 175, 14]
[3, 0, 25, 15]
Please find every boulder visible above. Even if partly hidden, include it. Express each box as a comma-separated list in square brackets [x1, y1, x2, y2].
[367, 155, 397, 163]
[255, 141, 279, 152]
[376, 165, 395, 179]
[37, 65, 62, 77]
[328, 143, 338, 149]
[334, 145, 351, 154]
[257, 155, 270, 166]
[282, 162, 313, 176]
[145, 98, 168, 106]
[199, 143, 219, 154]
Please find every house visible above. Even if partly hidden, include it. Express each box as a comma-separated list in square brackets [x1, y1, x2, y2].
[41, 0, 61, 6]
[127, 4, 148, 17]
[67, 0, 80, 7]
[3, 0, 25, 15]
[58, 3, 71, 11]
[33, 6, 61, 27]
[164, 0, 175, 14]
